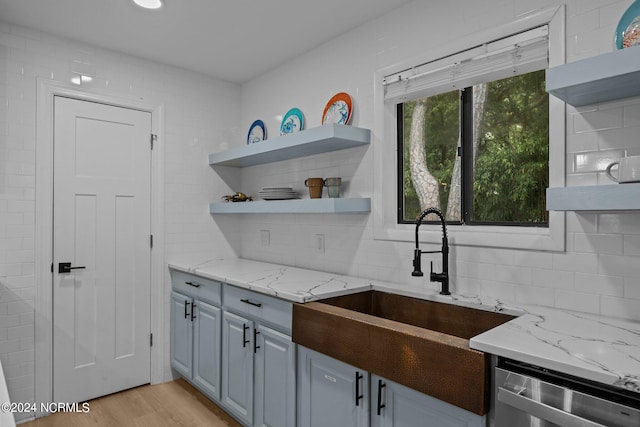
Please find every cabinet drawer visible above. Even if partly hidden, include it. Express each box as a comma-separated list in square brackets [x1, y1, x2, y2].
[223, 284, 292, 333]
[170, 270, 222, 306]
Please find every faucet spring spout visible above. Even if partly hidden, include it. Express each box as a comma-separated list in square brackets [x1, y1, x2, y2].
[412, 207, 451, 295]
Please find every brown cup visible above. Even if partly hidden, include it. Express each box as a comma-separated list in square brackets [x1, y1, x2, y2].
[304, 178, 324, 198]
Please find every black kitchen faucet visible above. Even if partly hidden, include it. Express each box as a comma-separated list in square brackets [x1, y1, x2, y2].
[411, 207, 450, 295]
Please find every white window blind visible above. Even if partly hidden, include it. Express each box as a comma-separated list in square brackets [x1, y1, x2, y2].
[383, 25, 549, 104]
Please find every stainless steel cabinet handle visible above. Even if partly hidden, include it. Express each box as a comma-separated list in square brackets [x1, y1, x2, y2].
[498, 387, 607, 427]
[185, 281, 201, 288]
[190, 303, 197, 321]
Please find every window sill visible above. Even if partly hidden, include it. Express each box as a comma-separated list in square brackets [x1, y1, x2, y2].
[373, 216, 564, 251]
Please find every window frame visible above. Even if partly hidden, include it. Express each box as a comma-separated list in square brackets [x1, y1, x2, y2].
[372, 5, 565, 251]
[396, 74, 550, 227]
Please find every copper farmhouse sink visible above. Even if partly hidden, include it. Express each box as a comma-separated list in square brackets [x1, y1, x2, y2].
[292, 290, 515, 415]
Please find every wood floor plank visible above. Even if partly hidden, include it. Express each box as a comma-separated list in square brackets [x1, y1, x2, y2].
[21, 379, 242, 427]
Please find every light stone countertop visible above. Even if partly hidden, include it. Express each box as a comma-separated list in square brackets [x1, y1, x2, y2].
[168, 257, 640, 395]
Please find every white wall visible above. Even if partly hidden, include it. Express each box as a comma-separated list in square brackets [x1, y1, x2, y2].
[235, 0, 640, 321]
[0, 21, 240, 420]
[2, 0, 640, 420]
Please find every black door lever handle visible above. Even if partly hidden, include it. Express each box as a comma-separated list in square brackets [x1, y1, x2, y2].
[58, 262, 86, 274]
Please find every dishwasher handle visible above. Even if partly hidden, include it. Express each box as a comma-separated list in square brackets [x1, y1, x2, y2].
[498, 387, 607, 427]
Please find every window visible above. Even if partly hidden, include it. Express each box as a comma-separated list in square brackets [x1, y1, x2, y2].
[373, 6, 566, 251]
[397, 70, 549, 226]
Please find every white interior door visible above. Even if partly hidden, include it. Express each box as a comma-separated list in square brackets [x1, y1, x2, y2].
[53, 96, 152, 403]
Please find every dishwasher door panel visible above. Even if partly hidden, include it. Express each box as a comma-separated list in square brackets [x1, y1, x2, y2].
[494, 366, 640, 427]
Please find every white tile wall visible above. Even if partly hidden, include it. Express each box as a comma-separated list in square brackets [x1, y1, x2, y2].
[234, 0, 640, 322]
[2, 0, 640, 420]
[0, 21, 240, 420]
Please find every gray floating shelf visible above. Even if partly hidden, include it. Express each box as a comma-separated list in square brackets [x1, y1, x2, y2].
[209, 124, 370, 167]
[209, 198, 371, 214]
[546, 184, 640, 211]
[546, 45, 640, 106]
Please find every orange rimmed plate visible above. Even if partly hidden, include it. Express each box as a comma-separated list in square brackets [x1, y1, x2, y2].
[322, 92, 352, 125]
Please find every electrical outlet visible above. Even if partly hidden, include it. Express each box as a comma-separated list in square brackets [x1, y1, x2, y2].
[260, 230, 270, 247]
[314, 234, 325, 254]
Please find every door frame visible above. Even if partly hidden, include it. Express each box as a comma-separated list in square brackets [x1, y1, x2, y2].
[35, 79, 165, 414]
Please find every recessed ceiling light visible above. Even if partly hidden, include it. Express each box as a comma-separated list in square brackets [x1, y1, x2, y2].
[133, 0, 163, 10]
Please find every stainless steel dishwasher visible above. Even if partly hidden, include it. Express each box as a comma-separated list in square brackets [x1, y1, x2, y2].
[494, 357, 640, 427]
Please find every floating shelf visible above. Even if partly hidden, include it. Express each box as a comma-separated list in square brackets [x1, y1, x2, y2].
[208, 124, 370, 167]
[209, 198, 371, 214]
[546, 45, 640, 106]
[546, 184, 640, 211]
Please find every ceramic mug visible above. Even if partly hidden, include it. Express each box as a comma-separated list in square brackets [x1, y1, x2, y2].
[304, 178, 324, 198]
[323, 177, 341, 198]
[606, 156, 640, 183]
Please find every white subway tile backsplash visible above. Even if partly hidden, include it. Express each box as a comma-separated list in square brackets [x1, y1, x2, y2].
[601, 295, 640, 321]
[575, 272, 624, 296]
[574, 232, 623, 254]
[573, 107, 624, 133]
[555, 290, 601, 314]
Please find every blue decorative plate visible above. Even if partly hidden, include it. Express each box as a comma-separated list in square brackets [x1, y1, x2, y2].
[280, 108, 304, 136]
[247, 120, 266, 144]
[615, 1, 640, 49]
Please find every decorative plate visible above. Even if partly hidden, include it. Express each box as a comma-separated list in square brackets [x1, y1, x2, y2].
[615, 1, 640, 49]
[322, 92, 352, 125]
[247, 120, 266, 144]
[280, 108, 304, 136]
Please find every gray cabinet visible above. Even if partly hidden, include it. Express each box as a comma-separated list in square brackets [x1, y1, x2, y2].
[371, 374, 485, 427]
[170, 291, 192, 378]
[254, 324, 296, 427]
[221, 310, 254, 425]
[222, 284, 296, 427]
[170, 271, 223, 402]
[298, 346, 369, 427]
[192, 300, 222, 400]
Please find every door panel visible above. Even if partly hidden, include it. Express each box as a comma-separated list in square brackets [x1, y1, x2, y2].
[255, 325, 296, 427]
[222, 311, 253, 425]
[53, 96, 152, 403]
[193, 300, 221, 400]
[170, 292, 192, 378]
[298, 346, 369, 427]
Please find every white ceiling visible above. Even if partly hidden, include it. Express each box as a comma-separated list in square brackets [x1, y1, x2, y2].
[0, 0, 414, 83]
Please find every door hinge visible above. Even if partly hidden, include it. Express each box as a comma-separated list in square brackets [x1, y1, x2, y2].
[150, 333, 153, 347]
[150, 234, 153, 249]
[150, 134, 157, 150]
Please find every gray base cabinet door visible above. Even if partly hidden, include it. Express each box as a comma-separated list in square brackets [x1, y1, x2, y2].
[254, 325, 296, 427]
[170, 291, 192, 378]
[298, 346, 369, 427]
[192, 300, 222, 401]
[222, 310, 254, 426]
[371, 375, 486, 427]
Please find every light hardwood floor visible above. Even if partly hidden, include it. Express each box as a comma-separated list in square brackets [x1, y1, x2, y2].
[21, 379, 242, 427]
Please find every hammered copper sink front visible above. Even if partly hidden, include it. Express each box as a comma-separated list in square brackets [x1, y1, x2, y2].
[292, 291, 515, 416]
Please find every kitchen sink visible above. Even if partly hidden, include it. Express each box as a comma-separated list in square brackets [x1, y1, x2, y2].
[292, 290, 515, 415]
